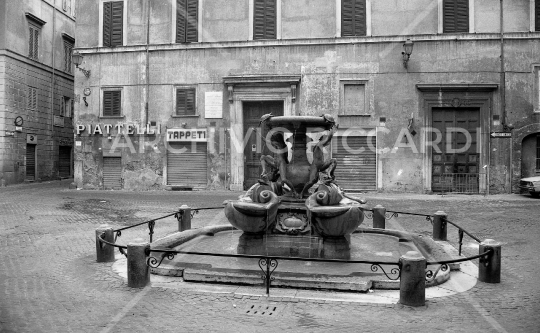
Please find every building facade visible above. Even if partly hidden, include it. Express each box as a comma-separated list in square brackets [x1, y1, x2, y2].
[73, 0, 540, 194]
[0, 0, 76, 185]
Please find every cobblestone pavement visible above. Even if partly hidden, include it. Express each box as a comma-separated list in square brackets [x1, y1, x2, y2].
[0, 180, 539, 332]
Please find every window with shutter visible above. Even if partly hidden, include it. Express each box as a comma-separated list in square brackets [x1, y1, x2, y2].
[253, 0, 276, 40]
[536, 0, 540, 31]
[103, 1, 123, 47]
[27, 87, 37, 110]
[443, 0, 469, 33]
[341, 0, 366, 37]
[176, 88, 196, 116]
[28, 25, 40, 60]
[176, 0, 198, 43]
[63, 41, 73, 73]
[103, 90, 122, 117]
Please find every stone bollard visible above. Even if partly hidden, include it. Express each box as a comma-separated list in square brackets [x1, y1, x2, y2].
[95, 224, 115, 262]
[178, 205, 192, 232]
[372, 205, 386, 229]
[127, 238, 150, 288]
[478, 239, 502, 283]
[432, 211, 447, 241]
[399, 251, 426, 307]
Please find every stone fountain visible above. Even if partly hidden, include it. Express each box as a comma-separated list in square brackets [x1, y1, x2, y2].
[224, 114, 366, 259]
[147, 114, 454, 292]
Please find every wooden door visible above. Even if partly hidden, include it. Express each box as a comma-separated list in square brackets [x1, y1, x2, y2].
[243, 101, 283, 190]
[432, 108, 479, 193]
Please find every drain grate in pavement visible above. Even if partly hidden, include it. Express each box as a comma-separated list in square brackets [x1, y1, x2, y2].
[244, 304, 279, 316]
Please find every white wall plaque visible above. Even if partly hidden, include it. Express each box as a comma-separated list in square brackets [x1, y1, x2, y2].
[204, 91, 223, 119]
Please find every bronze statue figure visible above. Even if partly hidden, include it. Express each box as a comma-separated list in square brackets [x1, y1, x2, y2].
[260, 130, 298, 197]
[299, 118, 338, 198]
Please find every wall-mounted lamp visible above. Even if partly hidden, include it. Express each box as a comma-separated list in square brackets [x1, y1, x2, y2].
[402, 39, 414, 69]
[492, 115, 500, 126]
[379, 116, 387, 127]
[72, 51, 91, 78]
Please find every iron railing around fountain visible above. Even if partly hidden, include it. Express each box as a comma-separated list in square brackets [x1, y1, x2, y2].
[144, 247, 402, 296]
[97, 205, 494, 295]
[360, 207, 493, 282]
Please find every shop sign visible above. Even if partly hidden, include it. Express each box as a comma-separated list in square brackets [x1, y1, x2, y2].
[76, 123, 161, 135]
[167, 128, 207, 142]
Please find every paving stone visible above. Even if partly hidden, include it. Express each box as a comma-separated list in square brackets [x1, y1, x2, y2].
[0, 180, 539, 332]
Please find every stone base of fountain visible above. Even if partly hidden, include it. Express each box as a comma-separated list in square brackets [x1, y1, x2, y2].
[150, 226, 456, 292]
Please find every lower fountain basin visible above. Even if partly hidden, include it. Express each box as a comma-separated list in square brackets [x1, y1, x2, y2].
[149, 226, 455, 291]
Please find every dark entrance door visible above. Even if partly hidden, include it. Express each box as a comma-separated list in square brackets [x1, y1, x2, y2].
[243, 101, 284, 190]
[58, 146, 71, 178]
[26, 144, 36, 180]
[432, 108, 480, 193]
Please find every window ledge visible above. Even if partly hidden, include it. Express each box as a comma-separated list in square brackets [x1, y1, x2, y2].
[172, 115, 199, 118]
[99, 116, 125, 119]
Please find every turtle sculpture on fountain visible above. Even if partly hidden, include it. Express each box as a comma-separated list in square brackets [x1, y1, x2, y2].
[224, 114, 366, 258]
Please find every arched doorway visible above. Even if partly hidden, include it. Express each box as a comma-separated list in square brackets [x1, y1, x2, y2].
[521, 133, 540, 179]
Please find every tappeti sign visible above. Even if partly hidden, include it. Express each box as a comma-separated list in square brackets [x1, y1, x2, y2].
[167, 128, 207, 142]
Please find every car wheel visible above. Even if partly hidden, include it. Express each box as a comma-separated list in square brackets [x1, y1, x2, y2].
[531, 192, 540, 198]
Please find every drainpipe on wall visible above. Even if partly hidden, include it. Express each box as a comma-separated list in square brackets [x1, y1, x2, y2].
[145, 0, 150, 126]
[499, 0, 513, 193]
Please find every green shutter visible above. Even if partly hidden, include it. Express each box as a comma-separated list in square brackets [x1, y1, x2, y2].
[177, 0, 198, 43]
[103, 1, 123, 47]
[103, 2, 112, 46]
[176, 0, 186, 42]
[176, 89, 195, 116]
[253, 0, 276, 40]
[111, 1, 123, 46]
[341, 0, 366, 37]
[186, 0, 198, 42]
[103, 91, 121, 116]
[443, 0, 468, 33]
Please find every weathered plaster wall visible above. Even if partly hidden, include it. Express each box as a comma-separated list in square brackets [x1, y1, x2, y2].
[371, 0, 438, 36]
[1, 56, 74, 185]
[74, 0, 540, 193]
[203, 0, 250, 42]
[281, 0, 336, 39]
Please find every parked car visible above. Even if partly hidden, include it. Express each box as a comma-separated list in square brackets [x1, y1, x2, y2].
[519, 176, 540, 198]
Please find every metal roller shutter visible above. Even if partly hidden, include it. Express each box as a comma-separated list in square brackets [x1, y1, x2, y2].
[332, 135, 376, 191]
[58, 146, 71, 178]
[26, 144, 36, 180]
[103, 157, 122, 189]
[167, 142, 207, 186]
